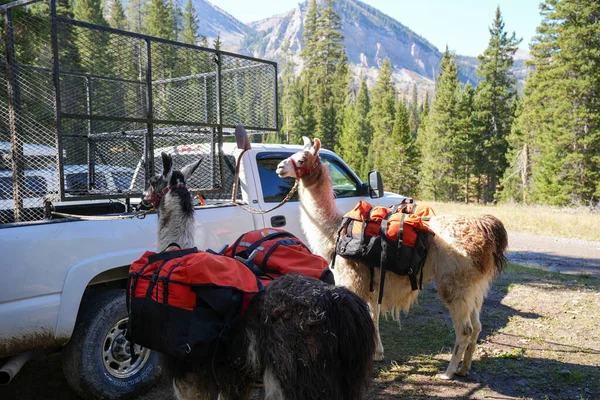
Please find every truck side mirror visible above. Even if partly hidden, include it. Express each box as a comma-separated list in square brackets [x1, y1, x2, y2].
[368, 171, 384, 199]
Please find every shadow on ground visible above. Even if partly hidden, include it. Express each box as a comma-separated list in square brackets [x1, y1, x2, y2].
[370, 265, 600, 399]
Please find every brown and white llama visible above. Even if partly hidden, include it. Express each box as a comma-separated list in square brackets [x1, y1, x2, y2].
[143, 152, 376, 400]
[276, 137, 508, 380]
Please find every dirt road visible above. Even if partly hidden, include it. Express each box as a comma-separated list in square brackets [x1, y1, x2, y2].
[1, 231, 599, 400]
[507, 231, 600, 278]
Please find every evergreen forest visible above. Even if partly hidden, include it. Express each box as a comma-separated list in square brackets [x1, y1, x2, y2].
[2, 0, 599, 207]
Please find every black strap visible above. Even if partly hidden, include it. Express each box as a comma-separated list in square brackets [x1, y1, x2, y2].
[161, 259, 188, 304]
[145, 260, 169, 298]
[261, 241, 283, 272]
[332, 218, 352, 269]
[229, 234, 245, 257]
[361, 208, 373, 245]
[377, 212, 393, 305]
[409, 273, 418, 291]
[148, 247, 198, 263]
[245, 231, 299, 254]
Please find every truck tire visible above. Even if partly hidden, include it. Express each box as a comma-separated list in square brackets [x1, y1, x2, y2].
[62, 289, 163, 399]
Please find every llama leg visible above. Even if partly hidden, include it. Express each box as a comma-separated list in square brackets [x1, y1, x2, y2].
[439, 302, 473, 380]
[457, 303, 483, 376]
[370, 301, 384, 361]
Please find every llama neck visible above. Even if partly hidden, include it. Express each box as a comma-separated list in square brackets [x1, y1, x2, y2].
[157, 190, 196, 252]
[298, 164, 343, 258]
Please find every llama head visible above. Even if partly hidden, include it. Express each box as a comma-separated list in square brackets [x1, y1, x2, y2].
[142, 152, 202, 208]
[276, 137, 321, 179]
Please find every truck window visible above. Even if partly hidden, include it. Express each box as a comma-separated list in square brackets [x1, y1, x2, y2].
[0, 176, 48, 199]
[256, 157, 299, 203]
[256, 154, 361, 202]
[328, 160, 361, 198]
[66, 173, 107, 191]
[112, 172, 133, 192]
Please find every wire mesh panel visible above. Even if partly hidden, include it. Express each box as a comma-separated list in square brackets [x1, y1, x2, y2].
[220, 54, 277, 130]
[0, 0, 278, 224]
[0, 3, 58, 223]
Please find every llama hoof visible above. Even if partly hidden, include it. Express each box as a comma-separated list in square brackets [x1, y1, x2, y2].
[455, 368, 469, 377]
[373, 352, 385, 361]
[436, 373, 453, 380]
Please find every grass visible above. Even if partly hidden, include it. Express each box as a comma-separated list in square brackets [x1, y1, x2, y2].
[371, 264, 600, 399]
[419, 201, 600, 242]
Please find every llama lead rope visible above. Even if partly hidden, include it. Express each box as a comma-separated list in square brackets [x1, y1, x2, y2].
[49, 207, 156, 221]
[229, 148, 300, 215]
[230, 178, 299, 215]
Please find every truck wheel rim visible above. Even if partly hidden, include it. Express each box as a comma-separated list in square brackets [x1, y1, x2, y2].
[103, 317, 151, 379]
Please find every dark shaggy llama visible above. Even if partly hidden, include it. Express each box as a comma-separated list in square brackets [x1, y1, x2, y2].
[277, 137, 508, 379]
[143, 152, 376, 400]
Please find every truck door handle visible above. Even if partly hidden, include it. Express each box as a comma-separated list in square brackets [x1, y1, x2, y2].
[271, 215, 286, 227]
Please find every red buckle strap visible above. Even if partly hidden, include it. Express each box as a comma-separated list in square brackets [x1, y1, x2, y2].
[147, 183, 186, 209]
[289, 157, 321, 178]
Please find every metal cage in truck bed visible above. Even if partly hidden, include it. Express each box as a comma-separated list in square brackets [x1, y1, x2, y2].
[0, 0, 278, 223]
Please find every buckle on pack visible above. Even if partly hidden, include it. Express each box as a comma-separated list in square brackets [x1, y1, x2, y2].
[234, 249, 258, 265]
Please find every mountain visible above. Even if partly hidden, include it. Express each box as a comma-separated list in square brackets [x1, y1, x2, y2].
[185, 0, 525, 98]
[245, 0, 480, 97]
[189, 0, 252, 51]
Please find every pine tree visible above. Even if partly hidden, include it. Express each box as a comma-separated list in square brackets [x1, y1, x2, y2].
[417, 48, 460, 201]
[298, 0, 346, 150]
[355, 79, 373, 179]
[515, 0, 600, 206]
[213, 34, 221, 50]
[298, 82, 317, 141]
[180, 0, 198, 45]
[144, 0, 176, 40]
[126, 0, 146, 33]
[499, 96, 528, 203]
[169, 0, 182, 41]
[473, 7, 521, 203]
[455, 82, 476, 202]
[300, 0, 319, 72]
[408, 83, 420, 138]
[368, 58, 396, 180]
[107, 0, 127, 29]
[336, 77, 372, 179]
[279, 41, 302, 144]
[422, 91, 430, 118]
[336, 85, 362, 174]
[72, 0, 110, 73]
[385, 98, 420, 196]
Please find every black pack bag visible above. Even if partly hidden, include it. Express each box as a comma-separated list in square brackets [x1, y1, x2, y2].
[127, 247, 262, 361]
[334, 199, 435, 299]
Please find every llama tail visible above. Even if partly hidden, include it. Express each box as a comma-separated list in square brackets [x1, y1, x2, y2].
[479, 214, 509, 275]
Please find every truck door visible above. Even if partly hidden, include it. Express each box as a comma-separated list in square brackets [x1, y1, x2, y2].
[253, 151, 370, 244]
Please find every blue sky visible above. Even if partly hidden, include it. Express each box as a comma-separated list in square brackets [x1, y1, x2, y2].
[213, 0, 543, 57]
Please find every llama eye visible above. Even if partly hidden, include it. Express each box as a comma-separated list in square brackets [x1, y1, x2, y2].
[299, 158, 305, 165]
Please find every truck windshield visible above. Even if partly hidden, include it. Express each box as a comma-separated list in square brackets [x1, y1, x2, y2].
[256, 154, 361, 203]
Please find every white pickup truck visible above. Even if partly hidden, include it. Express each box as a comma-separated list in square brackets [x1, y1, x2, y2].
[0, 142, 403, 399]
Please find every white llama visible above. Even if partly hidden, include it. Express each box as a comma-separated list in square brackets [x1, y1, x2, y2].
[276, 137, 508, 380]
[143, 152, 376, 400]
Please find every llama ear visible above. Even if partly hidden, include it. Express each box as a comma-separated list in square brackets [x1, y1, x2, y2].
[161, 152, 173, 177]
[312, 138, 321, 155]
[302, 136, 311, 150]
[181, 157, 203, 181]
